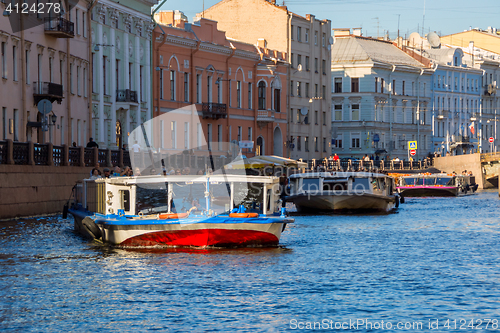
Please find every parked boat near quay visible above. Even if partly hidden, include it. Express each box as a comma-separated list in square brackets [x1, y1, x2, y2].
[393, 173, 478, 198]
[285, 172, 400, 213]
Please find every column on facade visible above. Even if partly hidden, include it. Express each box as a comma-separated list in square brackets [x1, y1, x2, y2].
[135, 34, 141, 132]
[110, 25, 117, 148]
[123, 31, 130, 137]
[97, 22, 105, 146]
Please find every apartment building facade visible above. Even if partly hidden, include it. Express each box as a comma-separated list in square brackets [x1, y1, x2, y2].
[197, 0, 332, 160]
[441, 28, 500, 153]
[90, 0, 156, 149]
[331, 36, 433, 160]
[152, 13, 288, 157]
[1, 0, 90, 145]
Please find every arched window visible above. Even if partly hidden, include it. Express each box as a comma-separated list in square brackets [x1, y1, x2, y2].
[258, 81, 266, 110]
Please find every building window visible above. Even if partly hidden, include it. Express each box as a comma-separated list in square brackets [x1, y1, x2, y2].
[207, 124, 212, 149]
[297, 136, 301, 151]
[297, 54, 301, 68]
[2, 107, 6, 139]
[13, 109, 18, 141]
[314, 58, 318, 73]
[297, 81, 301, 97]
[77, 66, 81, 96]
[237, 126, 242, 142]
[351, 78, 359, 92]
[334, 104, 342, 121]
[323, 112, 326, 125]
[184, 122, 189, 149]
[258, 81, 266, 110]
[76, 9, 79, 35]
[290, 80, 294, 96]
[305, 136, 309, 152]
[170, 70, 175, 101]
[314, 111, 318, 124]
[83, 68, 87, 97]
[26, 50, 30, 84]
[196, 74, 201, 103]
[402, 81, 405, 95]
[274, 88, 281, 112]
[322, 33, 326, 47]
[207, 75, 212, 103]
[297, 26, 302, 42]
[351, 133, 360, 148]
[1, 42, 6, 79]
[374, 77, 378, 92]
[314, 31, 318, 45]
[323, 137, 327, 152]
[12, 45, 17, 81]
[237, 80, 242, 108]
[159, 69, 164, 99]
[140, 66, 143, 101]
[351, 104, 360, 121]
[305, 82, 310, 98]
[83, 11, 86, 37]
[248, 83, 252, 109]
[305, 29, 309, 42]
[291, 25, 294, 40]
[129, 63, 133, 90]
[291, 53, 294, 68]
[322, 85, 326, 99]
[392, 79, 396, 94]
[70, 62, 75, 94]
[315, 84, 318, 97]
[314, 137, 318, 152]
[184, 73, 189, 102]
[334, 78, 342, 93]
[218, 124, 222, 151]
[170, 121, 177, 149]
[381, 78, 385, 93]
[335, 134, 343, 148]
[305, 56, 310, 71]
[322, 60, 326, 74]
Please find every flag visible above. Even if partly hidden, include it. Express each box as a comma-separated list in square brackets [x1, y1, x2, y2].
[469, 122, 475, 135]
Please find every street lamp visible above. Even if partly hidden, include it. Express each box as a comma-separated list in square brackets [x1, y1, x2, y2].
[51, 112, 57, 125]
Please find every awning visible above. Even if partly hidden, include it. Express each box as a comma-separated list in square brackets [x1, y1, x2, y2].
[375, 149, 388, 154]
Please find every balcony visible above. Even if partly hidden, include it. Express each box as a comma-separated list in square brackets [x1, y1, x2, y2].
[257, 110, 275, 128]
[202, 103, 227, 120]
[452, 135, 470, 143]
[44, 17, 75, 38]
[33, 82, 64, 105]
[116, 89, 138, 103]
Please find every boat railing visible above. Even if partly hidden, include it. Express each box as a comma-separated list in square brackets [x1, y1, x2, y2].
[305, 158, 432, 173]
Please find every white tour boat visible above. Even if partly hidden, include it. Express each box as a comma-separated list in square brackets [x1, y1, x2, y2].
[67, 174, 293, 248]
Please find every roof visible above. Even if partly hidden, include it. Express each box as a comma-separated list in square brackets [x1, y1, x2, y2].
[331, 36, 425, 67]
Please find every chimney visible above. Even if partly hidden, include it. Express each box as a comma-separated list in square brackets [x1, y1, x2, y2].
[258, 38, 267, 49]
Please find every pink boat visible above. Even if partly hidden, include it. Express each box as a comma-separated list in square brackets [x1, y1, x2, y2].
[396, 174, 478, 198]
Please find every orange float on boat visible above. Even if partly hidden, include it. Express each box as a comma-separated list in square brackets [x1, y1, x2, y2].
[229, 213, 259, 218]
[159, 213, 189, 219]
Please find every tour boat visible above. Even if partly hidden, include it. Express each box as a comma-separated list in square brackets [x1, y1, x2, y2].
[394, 173, 478, 198]
[66, 174, 293, 248]
[285, 172, 400, 213]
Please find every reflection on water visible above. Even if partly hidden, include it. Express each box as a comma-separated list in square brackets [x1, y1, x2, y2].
[1, 191, 500, 331]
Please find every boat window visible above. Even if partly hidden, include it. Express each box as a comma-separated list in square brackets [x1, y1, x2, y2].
[433, 177, 454, 186]
[402, 178, 422, 186]
[323, 181, 348, 191]
[120, 190, 130, 212]
[301, 178, 320, 192]
[352, 178, 370, 193]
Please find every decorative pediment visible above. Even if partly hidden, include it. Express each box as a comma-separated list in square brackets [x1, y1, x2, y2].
[332, 97, 344, 104]
[348, 96, 361, 104]
[48, 47, 56, 58]
[36, 44, 45, 55]
[108, 8, 119, 26]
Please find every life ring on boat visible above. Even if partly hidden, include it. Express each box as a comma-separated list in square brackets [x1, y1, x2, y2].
[158, 213, 189, 219]
[82, 216, 102, 239]
[229, 213, 259, 218]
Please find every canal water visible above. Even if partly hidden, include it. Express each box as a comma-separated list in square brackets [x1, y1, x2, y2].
[1, 190, 500, 332]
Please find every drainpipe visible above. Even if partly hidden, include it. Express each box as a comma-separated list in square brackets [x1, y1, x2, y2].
[226, 45, 236, 147]
[388, 64, 396, 158]
[416, 68, 424, 160]
[286, 11, 292, 158]
[87, 0, 98, 143]
[20, 11, 26, 141]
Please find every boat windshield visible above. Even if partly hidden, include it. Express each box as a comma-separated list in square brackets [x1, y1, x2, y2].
[430, 177, 454, 186]
[402, 178, 423, 186]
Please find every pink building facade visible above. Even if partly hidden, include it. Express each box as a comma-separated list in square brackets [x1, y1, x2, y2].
[152, 13, 288, 158]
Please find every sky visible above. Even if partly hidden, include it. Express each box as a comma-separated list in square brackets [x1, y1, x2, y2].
[154, 0, 499, 38]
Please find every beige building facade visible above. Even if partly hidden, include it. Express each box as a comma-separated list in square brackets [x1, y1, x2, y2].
[1, 1, 91, 146]
[198, 0, 332, 160]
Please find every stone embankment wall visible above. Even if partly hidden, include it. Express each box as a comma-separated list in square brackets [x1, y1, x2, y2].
[0, 165, 89, 220]
[433, 154, 484, 189]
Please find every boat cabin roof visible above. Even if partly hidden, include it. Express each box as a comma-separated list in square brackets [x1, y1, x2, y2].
[289, 172, 390, 179]
[93, 174, 280, 186]
[400, 173, 457, 178]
